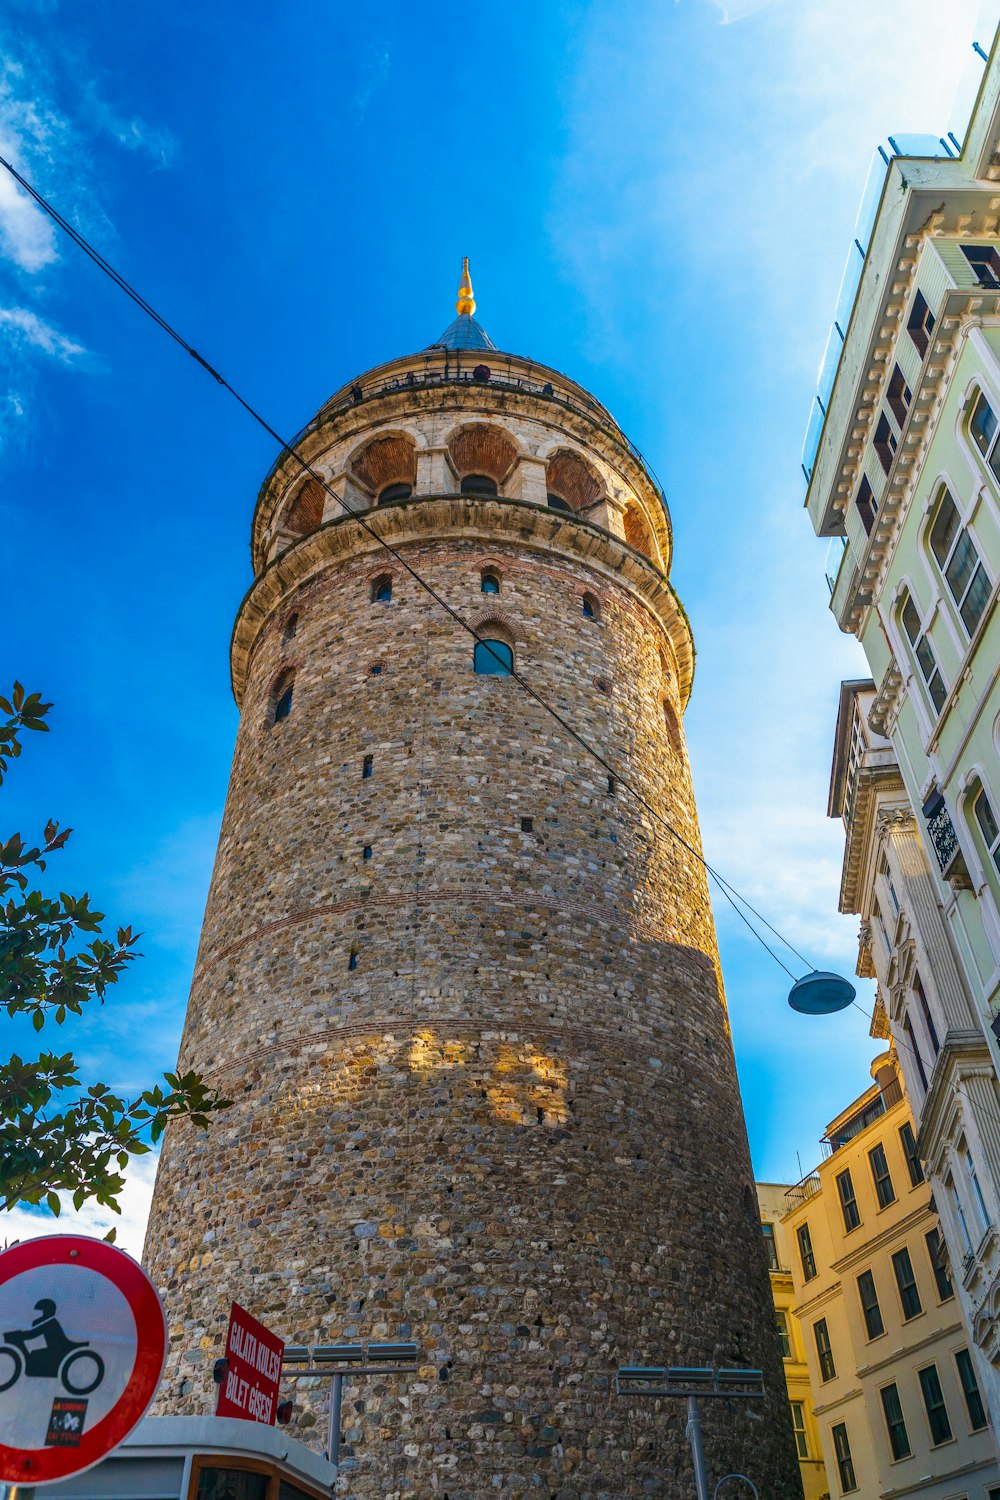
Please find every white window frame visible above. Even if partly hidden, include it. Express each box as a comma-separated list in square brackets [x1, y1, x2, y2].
[927, 484, 992, 639]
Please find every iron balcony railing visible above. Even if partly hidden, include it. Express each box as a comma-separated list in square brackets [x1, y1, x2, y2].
[783, 1174, 821, 1213]
[825, 1077, 903, 1153]
[258, 352, 670, 515]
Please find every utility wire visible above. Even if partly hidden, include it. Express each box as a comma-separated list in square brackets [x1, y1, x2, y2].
[1, 152, 813, 983]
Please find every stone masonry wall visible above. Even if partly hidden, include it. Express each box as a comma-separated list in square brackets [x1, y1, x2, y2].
[143, 511, 802, 1499]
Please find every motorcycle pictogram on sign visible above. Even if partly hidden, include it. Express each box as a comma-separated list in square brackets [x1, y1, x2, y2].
[0, 1299, 106, 1396]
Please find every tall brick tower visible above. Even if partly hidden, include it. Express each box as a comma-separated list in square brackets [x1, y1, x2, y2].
[143, 265, 802, 1498]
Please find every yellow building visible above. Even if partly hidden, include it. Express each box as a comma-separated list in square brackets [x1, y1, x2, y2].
[757, 1181, 831, 1500]
[781, 1053, 998, 1500]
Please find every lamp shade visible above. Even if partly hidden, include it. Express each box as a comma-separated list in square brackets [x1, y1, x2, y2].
[788, 970, 856, 1015]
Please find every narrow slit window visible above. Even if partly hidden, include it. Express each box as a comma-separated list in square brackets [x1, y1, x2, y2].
[371, 575, 393, 603]
[362, 755, 373, 779]
[282, 612, 299, 642]
[348, 949, 358, 971]
[362, 845, 372, 861]
[272, 671, 295, 725]
[581, 593, 598, 620]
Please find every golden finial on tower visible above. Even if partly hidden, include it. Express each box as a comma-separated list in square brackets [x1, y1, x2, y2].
[456, 257, 476, 317]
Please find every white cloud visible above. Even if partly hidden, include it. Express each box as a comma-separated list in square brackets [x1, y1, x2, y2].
[1, 1151, 159, 1262]
[0, 305, 83, 360]
[0, 164, 56, 272]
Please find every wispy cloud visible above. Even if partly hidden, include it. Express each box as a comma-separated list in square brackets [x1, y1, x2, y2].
[0, 305, 83, 360]
[1, 1151, 160, 1261]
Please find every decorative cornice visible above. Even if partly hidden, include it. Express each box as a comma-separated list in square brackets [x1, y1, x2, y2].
[840, 292, 1000, 634]
[868, 660, 903, 738]
[230, 495, 696, 709]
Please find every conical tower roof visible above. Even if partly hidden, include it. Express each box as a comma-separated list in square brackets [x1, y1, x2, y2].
[427, 257, 496, 352]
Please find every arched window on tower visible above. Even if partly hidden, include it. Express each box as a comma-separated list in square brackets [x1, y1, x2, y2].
[481, 572, 501, 594]
[282, 612, 299, 643]
[371, 575, 393, 603]
[461, 473, 499, 497]
[581, 593, 599, 620]
[378, 482, 413, 505]
[474, 638, 514, 675]
[272, 669, 295, 725]
[547, 493, 572, 513]
[663, 698, 680, 749]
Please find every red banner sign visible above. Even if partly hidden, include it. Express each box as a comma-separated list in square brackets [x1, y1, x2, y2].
[215, 1303, 283, 1426]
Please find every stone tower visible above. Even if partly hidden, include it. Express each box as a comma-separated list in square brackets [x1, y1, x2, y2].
[143, 265, 802, 1498]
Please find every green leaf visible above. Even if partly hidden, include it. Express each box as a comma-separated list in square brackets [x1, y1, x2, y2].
[46, 1192, 60, 1216]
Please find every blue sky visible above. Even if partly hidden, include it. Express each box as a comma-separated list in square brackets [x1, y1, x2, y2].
[3, 0, 995, 1250]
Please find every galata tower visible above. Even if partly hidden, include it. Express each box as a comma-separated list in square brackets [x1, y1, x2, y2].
[143, 263, 801, 1498]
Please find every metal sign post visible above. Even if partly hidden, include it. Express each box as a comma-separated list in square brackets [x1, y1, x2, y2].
[615, 1366, 764, 1500]
[281, 1342, 420, 1470]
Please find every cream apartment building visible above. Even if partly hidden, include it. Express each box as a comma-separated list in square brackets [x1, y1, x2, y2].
[782, 1053, 997, 1499]
[803, 25, 1000, 1428]
[758, 1181, 831, 1499]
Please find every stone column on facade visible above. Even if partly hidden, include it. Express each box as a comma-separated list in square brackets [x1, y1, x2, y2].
[509, 455, 547, 505]
[414, 446, 453, 494]
[321, 472, 353, 522]
[880, 809, 976, 1031]
[959, 1067, 1000, 1222]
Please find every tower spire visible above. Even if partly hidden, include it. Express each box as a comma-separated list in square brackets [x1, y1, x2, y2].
[456, 256, 476, 317]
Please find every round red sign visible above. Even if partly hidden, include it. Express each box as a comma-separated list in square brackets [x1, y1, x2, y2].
[0, 1235, 168, 1485]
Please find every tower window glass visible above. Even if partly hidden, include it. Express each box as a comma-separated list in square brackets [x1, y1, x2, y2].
[282, 612, 299, 642]
[899, 590, 946, 715]
[474, 639, 514, 676]
[461, 474, 498, 497]
[371, 575, 393, 603]
[272, 671, 294, 725]
[547, 493, 573, 513]
[481, 572, 501, 594]
[581, 593, 599, 620]
[929, 488, 990, 636]
[378, 483, 413, 505]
